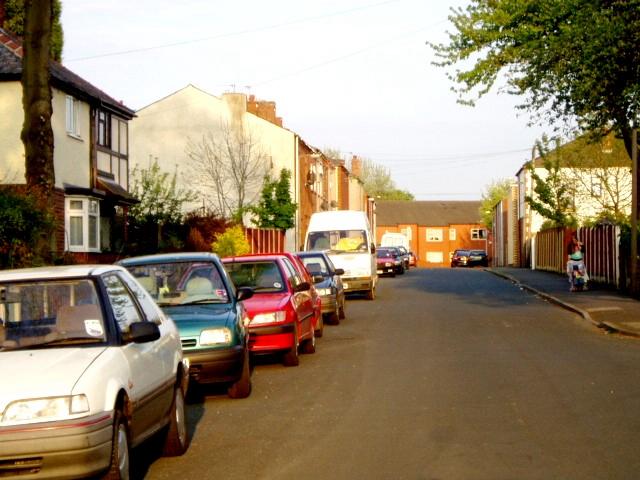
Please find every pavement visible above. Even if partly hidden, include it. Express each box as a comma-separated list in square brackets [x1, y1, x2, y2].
[486, 267, 640, 338]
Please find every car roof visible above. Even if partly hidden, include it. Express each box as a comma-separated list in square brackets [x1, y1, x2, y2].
[0, 264, 126, 282]
[222, 253, 285, 262]
[118, 252, 221, 265]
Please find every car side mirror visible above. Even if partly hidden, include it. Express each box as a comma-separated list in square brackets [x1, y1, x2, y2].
[128, 321, 161, 344]
[312, 274, 324, 284]
[294, 281, 311, 292]
[370, 244, 376, 254]
[236, 286, 254, 302]
[334, 268, 344, 276]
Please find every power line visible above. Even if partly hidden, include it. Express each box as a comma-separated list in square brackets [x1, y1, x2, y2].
[65, 0, 405, 63]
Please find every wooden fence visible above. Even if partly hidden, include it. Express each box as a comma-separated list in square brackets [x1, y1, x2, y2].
[533, 225, 620, 287]
[244, 228, 286, 254]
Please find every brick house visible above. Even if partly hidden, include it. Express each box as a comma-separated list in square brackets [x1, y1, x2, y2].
[0, 27, 137, 262]
[376, 201, 486, 268]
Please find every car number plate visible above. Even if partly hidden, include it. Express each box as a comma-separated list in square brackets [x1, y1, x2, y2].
[376, 270, 383, 274]
[471, 256, 481, 260]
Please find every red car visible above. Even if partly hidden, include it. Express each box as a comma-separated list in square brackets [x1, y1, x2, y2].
[223, 254, 317, 366]
[281, 252, 323, 338]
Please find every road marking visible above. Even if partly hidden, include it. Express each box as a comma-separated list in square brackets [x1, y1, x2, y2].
[585, 307, 623, 312]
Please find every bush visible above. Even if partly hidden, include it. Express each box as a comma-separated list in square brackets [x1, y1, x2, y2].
[211, 226, 250, 258]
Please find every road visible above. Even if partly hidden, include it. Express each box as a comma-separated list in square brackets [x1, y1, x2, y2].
[138, 268, 640, 480]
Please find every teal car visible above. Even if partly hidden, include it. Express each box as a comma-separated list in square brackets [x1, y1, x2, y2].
[118, 252, 254, 398]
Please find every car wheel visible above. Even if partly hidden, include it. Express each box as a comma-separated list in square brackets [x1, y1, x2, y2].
[366, 287, 375, 300]
[282, 324, 300, 367]
[104, 410, 129, 480]
[315, 314, 324, 337]
[390, 271, 396, 277]
[301, 326, 316, 354]
[162, 385, 189, 456]
[227, 348, 252, 399]
[338, 297, 346, 320]
[398, 266, 405, 275]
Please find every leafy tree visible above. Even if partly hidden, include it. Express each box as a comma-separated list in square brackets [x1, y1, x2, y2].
[431, 0, 640, 159]
[128, 160, 197, 252]
[359, 159, 414, 201]
[251, 169, 297, 230]
[525, 138, 576, 228]
[186, 122, 268, 223]
[479, 179, 512, 230]
[1, 0, 64, 61]
[211, 225, 250, 258]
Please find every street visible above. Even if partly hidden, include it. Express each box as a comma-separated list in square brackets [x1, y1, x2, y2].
[139, 268, 640, 480]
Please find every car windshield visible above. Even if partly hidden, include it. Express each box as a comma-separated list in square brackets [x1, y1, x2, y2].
[125, 261, 229, 306]
[470, 250, 486, 256]
[225, 261, 286, 293]
[377, 249, 395, 258]
[307, 230, 368, 253]
[455, 250, 470, 256]
[300, 256, 329, 276]
[0, 279, 106, 351]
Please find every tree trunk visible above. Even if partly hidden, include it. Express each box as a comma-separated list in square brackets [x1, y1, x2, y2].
[21, 0, 55, 205]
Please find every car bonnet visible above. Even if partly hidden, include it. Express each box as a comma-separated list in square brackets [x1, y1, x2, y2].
[162, 305, 234, 334]
[0, 347, 108, 415]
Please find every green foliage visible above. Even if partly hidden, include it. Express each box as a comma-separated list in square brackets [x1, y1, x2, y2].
[2, 0, 64, 61]
[251, 169, 297, 230]
[0, 190, 53, 268]
[211, 225, 250, 258]
[479, 179, 512, 229]
[359, 159, 414, 201]
[525, 137, 577, 228]
[431, 0, 640, 157]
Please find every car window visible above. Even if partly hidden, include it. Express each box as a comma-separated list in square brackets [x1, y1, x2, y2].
[102, 274, 143, 333]
[226, 261, 285, 293]
[281, 258, 303, 287]
[120, 272, 162, 324]
[301, 256, 328, 275]
[307, 229, 368, 253]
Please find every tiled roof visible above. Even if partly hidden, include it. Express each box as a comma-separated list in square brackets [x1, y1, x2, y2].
[0, 28, 134, 118]
[376, 200, 482, 226]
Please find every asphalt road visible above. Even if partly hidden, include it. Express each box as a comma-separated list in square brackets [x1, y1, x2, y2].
[138, 268, 640, 480]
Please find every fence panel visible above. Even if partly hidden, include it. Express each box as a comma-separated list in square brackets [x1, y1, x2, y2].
[576, 225, 620, 287]
[244, 228, 285, 254]
[533, 227, 567, 274]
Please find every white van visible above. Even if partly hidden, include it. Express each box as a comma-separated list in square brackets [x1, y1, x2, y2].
[304, 210, 377, 300]
[380, 232, 410, 250]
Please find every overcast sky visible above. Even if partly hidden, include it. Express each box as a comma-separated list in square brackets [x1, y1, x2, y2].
[60, 0, 548, 200]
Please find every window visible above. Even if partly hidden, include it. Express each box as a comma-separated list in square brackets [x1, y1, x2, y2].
[65, 197, 100, 252]
[426, 252, 444, 263]
[449, 228, 457, 241]
[426, 228, 443, 242]
[97, 110, 111, 147]
[471, 228, 487, 240]
[102, 274, 143, 333]
[65, 95, 80, 137]
[591, 178, 602, 197]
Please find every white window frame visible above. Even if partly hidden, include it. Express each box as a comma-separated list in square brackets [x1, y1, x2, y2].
[65, 196, 100, 253]
[471, 228, 487, 240]
[65, 95, 80, 138]
[426, 228, 443, 242]
[449, 228, 457, 241]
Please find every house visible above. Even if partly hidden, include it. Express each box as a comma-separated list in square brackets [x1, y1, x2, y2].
[514, 135, 631, 266]
[376, 201, 486, 267]
[0, 27, 137, 262]
[131, 85, 373, 251]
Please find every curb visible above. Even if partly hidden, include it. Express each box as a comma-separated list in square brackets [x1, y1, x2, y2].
[485, 268, 602, 329]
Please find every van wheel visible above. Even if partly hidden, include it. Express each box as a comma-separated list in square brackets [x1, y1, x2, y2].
[104, 410, 129, 480]
[366, 287, 375, 300]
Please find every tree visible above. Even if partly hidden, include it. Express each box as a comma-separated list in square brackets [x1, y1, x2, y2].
[20, 0, 55, 208]
[1, 0, 63, 61]
[359, 159, 414, 201]
[431, 1, 640, 159]
[526, 138, 576, 228]
[128, 159, 197, 252]
[479, 179, 512, 230]
[186, 122, 268, 223]
[211, 225, 250, 258]
[251, 169, 297, 230]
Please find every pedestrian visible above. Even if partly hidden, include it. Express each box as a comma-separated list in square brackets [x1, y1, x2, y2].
[566, 233, 588, 291]
[567, 233, 585, 260]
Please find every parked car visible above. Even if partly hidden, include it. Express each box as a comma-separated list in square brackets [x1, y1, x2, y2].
[222, 254, 317, 367]
[468, 249, 489, 267]
[118, 252, 254, 398]
[396, 245, 411, 270]
[0, 265, 189, 479]
[296, 251, 346, 325]
[376, 247, 402, 276]
[409, 251, 418, 267]
[451, 249, 470, 267]
[281, 252, 324, 337]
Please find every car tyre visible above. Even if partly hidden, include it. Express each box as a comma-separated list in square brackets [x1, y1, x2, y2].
[315, 314, 324, 337]
[301, 326, 316, 354]
[366, 287, 375, 300]
[162, 385, 189, 456]
[104, 410, 129, 480]
[282, 324, 300, 367]
[338, 298, 346, 319]
[227, 348, 252, 399]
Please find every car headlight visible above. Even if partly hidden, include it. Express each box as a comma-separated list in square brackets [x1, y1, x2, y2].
[200, 328, 232, 346]
[2, 394, 89, 425]
[316, 287, 332, 296]
[251, 311, 286, 325]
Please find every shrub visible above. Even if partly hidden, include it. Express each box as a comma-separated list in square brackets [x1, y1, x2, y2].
[211, 226, 250, 258]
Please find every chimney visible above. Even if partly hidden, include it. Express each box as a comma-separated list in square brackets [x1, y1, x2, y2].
[351, 156, 362, 178]
[246, 96, 283, 127]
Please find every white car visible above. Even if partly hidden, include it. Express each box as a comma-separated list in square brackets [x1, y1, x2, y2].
[0, 265, 189, 479]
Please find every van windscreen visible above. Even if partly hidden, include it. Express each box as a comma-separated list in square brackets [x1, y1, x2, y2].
[307, 230, 368, 253]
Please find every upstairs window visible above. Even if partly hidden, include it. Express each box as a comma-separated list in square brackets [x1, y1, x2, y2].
[471, 228, 487, 240]
[426, 228, 443, 242]
[97, 110, 111, 147]
[65, 96, 80, 137]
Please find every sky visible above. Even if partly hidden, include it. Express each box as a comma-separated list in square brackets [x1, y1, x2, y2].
[60, 0, 548, 201]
